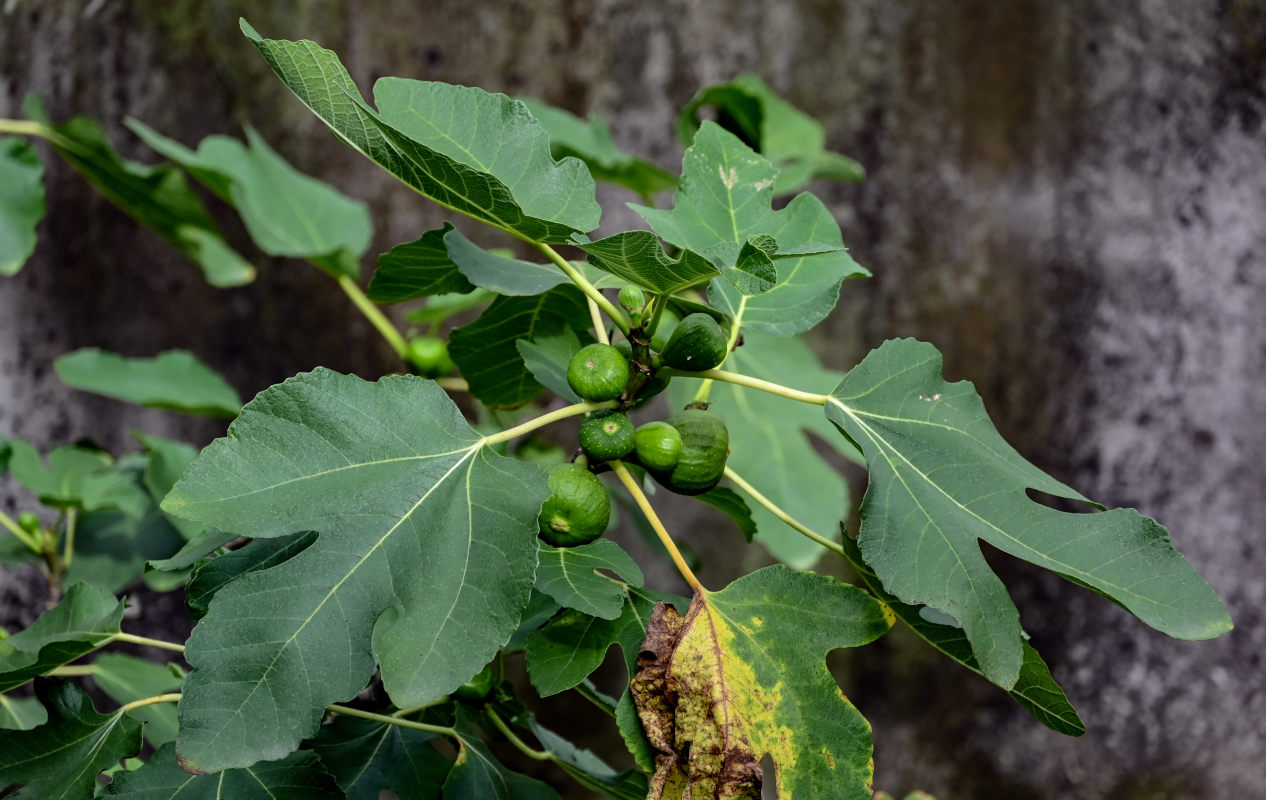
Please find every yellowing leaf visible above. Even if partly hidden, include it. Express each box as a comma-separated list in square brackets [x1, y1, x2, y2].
[632, 567, 891, 799]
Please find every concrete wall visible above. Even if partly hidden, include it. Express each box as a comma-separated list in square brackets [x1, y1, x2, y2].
[2, 1, 1262, 797]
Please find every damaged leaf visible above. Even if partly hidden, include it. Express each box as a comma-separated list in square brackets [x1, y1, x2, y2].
[632, 566, 892, 799]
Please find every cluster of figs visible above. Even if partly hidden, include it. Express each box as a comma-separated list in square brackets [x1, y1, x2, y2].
[538, 286, 733, 547]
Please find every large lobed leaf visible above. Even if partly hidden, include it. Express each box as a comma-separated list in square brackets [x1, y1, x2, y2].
[162, 369, 549, 772]
[243, 20, 599, 242]
[633, 122, 867, 335]
[824, 338, 1233, 689]
[0, 136, 45, 276]
[128, 121, 372, 279]
[0, 680, 143, 800]
[55, 348, 242, 418]
[632, 567, 892, 799]
[670, 331, 860, 568]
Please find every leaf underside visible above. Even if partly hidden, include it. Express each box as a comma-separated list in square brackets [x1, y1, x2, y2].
[243, 21, 599, 242]
[825, 338, 1233, 689]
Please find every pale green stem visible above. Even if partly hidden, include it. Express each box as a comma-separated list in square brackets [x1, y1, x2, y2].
[693, 296, 747, 404]
[610, 461, 705, 595]
[119, 693, 182, 715]
[0, 119, 50, 137]
[662, 367, 828, 406]
[337, 274, 409, 359]
[723, 466, 844, 557]
[481, 400, 617, 447]
[534, 243, 630, 336]
[110, 632, 187, 653]
[62, 508, 78, 570]
[326, 703, 456, 738]
[485, 707, 551, 761]
[0, 510, 41, 554]
[47, 664, 96, 677]
[587, 297, 610, 345]
[391, 701, 444, 718]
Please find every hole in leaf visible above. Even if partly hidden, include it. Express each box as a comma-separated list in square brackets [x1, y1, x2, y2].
[1025, 487, 1097, 514]
[760, 754, 777, 799]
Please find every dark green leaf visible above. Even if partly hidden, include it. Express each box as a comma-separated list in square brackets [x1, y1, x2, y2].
[634, 122, 867, 335]
[520, 98, 677, 199]
[449, 285, 591, 408]
[677, 73, 865, 195]
[243, 21, 599, 241]
[55, 348, 242, 418]
[534, 539, 643, 620]
[128, 121, 372, 278]
[103, 742, 343, 799]
[526, 586, 686, 773]
[824, 338, 1234, 688]
[527, 716, 649, 800]
[37, 114, 254, 287]
[0, 583, 124, 692]
[837, 534, 1085, 736]
[162, 369, 548, 772]
[0, 136, 45, 276]
[694, 487, 757, 542]
[0, 679, 142, 800]
[6, 440, 148, 514]
[90, 653, 184, 747]
[446, 711, 562, 800]
[670, 331, 860, 567]
[517, 327, 587, 403]
[576, 230, 716, 295]
[0, 694, 46, 730]
[185, 531, 318, 619]
[368, 222, 474, 303]
[308, 714, 450, 800]
[505, 590, 563, 652]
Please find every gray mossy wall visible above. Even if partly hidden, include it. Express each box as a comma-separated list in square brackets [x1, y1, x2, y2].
[2, 2, 1262, 797]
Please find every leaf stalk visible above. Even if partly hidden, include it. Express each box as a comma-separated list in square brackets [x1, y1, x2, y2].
[609, 460, 705, 595]
[481, 400, 617, 447]
[534, 242, 630, 336]
[337, 274, 409, 359]
[326, 703, 456, 738]
[663, 367, 828, 405]
[723, 466, 844, 557]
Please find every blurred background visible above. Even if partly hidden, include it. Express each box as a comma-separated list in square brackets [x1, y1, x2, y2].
[2, 1, 1263, 797]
